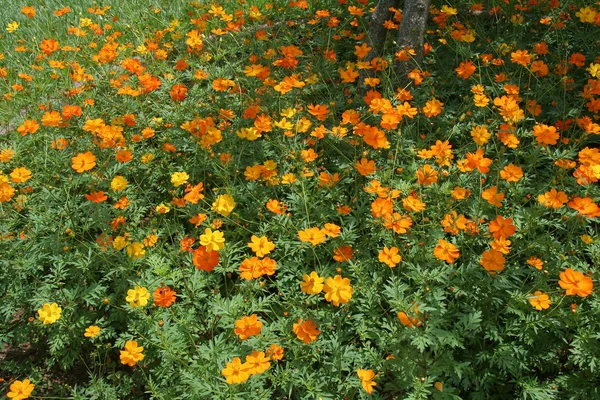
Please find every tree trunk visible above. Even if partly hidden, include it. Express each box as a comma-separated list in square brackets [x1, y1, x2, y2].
[395, 0, 430, 85]
[360, 0, 399, 91]
[366, 0, 399, 58]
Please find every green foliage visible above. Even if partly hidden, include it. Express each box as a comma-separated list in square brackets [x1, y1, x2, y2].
[1, 0, 599, 399]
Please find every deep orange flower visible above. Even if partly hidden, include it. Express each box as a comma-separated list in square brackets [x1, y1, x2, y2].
[480, 249, 505, 274]
[488, 216, 516, 239]
[455, 60, 476, 79]
[192, 245, 220, 272]
[153, 286, 176, 307]
[558, 268, 593, 297]
[85, 191, 108, 203]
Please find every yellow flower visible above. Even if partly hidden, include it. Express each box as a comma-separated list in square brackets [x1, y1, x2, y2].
[171, 171, 189, 186]
[212, 194, 235, 216]
[6, 21, 20, 33]
[199, 228, 225, 251]
[248, 235, 275, 257]
[221, 357, 251, 384]
[357, 369, 376, 394]
[581, 234, 594, 244]
[529, 291, 551, 310]
[156, 203, 170, 214]
[6, 379, 34, 400]
[141, 153, 154, 164]
[126, 286, 150, 307]
[110, 176, 128, 192]
[323, 275, 353, 306]
[113, 235, 128, 250]
[126, 242, 145, 259]
[37, 303, 62, 325]
[120, 340, 144, 366]
[84, 325, 101, 338]
[300, 271, 324, 295]
[587, 63, 600, 79]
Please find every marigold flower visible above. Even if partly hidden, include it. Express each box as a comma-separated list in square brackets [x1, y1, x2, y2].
[529, 291, 551, 310]
[266, 344, 284, 360]
[558, 268, 593, 297]
[300, 271, 324, 294]
[84, 325, 101, 338]
[71, 151, 96, 173]
[126, 286, 150, 307]
[37, 303, 62, 325]
[527, 256, 544, 270]
[234, 314, 263, 340]
[6, 379, 34, 400]
[532, 124, 559, 146]
[120, 340, 144, 367]
[171, 171, 189, 187]
[248, 235, 275, 257]
[10, 167, 31, 183]
[153, 286, 176, 307]
[488, 216, 516, 239]
[480, 249, 505, 274]
[293, 318, 320, 344]
[85, 191, 108, 203]
[298, 227, 327, 246]
[378, 246, 401, 267]
[199, 228, 225, 252]
[323, 275, 353, 306]
[538, 189, 568, 209]
[455, 60, 476, 79]
[244, 351, 270, 375]
[212, 194, 235, 216]
[193, 245, 220, 272]
[126, 242, 145, 259]
[357, 369, 376, 394]
[433, 239, 460, 263]
[221, 357, 251, 384]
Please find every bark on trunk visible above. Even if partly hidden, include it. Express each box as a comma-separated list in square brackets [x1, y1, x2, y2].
[360, 0, 399, 91]
[395, 0, 430, 85]
[366, 0, 399, 58]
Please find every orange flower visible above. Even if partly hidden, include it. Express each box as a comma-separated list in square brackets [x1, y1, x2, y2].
[480, 249, 505, 274]
[322, 223, 341, 237]
[378, 246, 401, 267]
[85, 191, 108, 203]
[488, 216, 516, 239]
[416, 164, 438, 186]
[568, 197, 600, 218]
[307, 104, 330, 121]
[482, 186, 504, 207]
[234, 314, 263, 340]
[558, 268, 593, 297]
[266, 344, 284, 360]
[532, 124, 559, 146]
[71, 152, 96, 173]
[17, 120, 39, 136]
[293, 319, 320, 344]
[115, 150, 133, 163]
[538, 189, 568, 209]
[433, 239, 460, 263]
[510, 49, 532, 66]
[120, 340, 144, 367]
[221, 357, 251, 384]
[192, 245, 220, 272]
[529, 291, 551, 310]
[422, 98, 443, 118]
[323, 275, 353, 306]
[153, 286, 176, 307]
[298, 227, 327, 245]
[333, 245, 353, 262]
[10, 167, 31, 183]
[499, 164, 523, 182]
[170, 83, 188, 102]
[248, 235, 275, 257]
[371, 198, 394, 218]
[527, 256, 544, 270]
[357, 369, 377, 394]
[355, 158, 376, 176]
[455, 60, 476, 79]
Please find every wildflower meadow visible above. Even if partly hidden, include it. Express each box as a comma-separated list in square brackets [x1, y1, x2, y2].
[1, 0, 599, 398]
